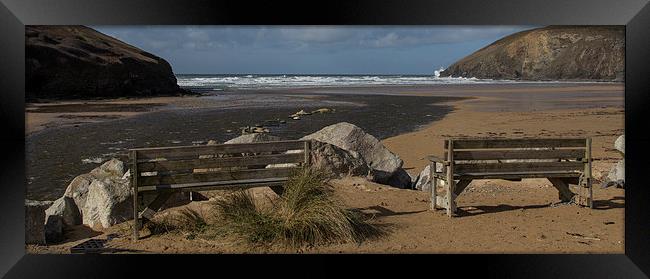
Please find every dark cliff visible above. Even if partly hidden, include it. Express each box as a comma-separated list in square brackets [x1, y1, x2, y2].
[26, 25, 188, 100]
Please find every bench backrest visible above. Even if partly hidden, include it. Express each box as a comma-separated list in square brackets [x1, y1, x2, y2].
[444, 138, 590, 177]
[129, 140, 311, 192]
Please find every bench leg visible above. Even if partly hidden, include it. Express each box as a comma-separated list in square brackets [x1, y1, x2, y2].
[430, 163, 437, 210]
[133, 191, 139, 241]
[447, 179, 456, 217]
[548, 178, 576, 202]
[138, 191, 173, 226]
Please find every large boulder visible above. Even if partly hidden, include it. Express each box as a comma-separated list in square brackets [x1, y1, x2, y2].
[225, 133, 280, 144]
[301, 122, 403, 183]
[45, 197, 81, 227]
[63, 174, 93, 210]
[61, 158, 125, 214]
[387, 168, 414, 189]
[308, 141, 371, 178]
[81, 177, 132, 229]
[89, 158, 126, 178]
[25, 200, 52, 245]
[614, 135, 624, 154]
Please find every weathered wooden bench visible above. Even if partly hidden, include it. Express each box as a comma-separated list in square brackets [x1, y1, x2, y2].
[129, 140, 311, 240]
[428, 138, 593, 217]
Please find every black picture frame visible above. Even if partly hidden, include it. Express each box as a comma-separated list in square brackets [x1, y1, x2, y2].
[1, 0, 649, 278]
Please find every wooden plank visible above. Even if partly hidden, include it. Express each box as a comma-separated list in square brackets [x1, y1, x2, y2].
[453, 149, 586, 160]
[130, 150, 139, 241]
[457, 171, 581, 180]
[137, 152, 304, 172]
[137, 177, 289, 192]
[445, 138, 586, 149]
[430, 162, 437, 210]
[304, 140, 311, 166]
[135, 141, 305, 161]
[586, 138, 593, 208]
[138, 167, 299, 186]
[453, 161, 584, 174]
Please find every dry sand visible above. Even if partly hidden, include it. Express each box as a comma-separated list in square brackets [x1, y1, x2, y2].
[27, 84, 625, 254]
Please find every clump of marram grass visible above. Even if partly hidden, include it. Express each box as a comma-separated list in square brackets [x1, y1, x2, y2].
[145, 208, 210, 239]
[213, 168, 383, 247]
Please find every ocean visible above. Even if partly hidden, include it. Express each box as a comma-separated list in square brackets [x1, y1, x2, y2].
[175, 74, 577, 91]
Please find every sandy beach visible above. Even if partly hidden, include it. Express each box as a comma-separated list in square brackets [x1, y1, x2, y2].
[26, 82, 625, 254]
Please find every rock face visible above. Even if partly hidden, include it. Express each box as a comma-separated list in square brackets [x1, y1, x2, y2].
[308, 141, 371, 178]
[82, 177, 132, 228]
[45, 197, 81, 227]
[301, 122, 404, 183]
[26, 25, 188, 100]
[440, 26, 624, 81]
[25, 200, 53, 245]
[414, 165, 432, 191]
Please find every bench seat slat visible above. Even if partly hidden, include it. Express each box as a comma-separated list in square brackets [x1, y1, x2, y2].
[135, 141, 304, 160]
[453, 161, 584, 174]
[453, 149, 585, 160]
[137, 152, 304, 172]
[138, 167, 299, 186]
[456, 171, 582, 180]
[137, 177, 289, 192]
[446, 138, 586, 149]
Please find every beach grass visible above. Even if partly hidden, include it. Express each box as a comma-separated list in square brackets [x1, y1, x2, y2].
[214, 167, 384, 247]
[145, 167, 384, 246]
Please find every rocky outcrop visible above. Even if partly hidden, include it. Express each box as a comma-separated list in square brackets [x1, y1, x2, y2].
[440, 26, 624, 81]
[26, 25, 189, 100]
[301, 122, 404, 183]
[25, 200, 53, 245]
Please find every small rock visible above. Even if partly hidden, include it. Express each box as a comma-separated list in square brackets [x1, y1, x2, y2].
[207, 140, 218, 145]
[614, 135, 624, 154]
[45, 197, 81, 227]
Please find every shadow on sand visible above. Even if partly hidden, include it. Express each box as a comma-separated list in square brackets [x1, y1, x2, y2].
[593, 196, 625, 210]
[355, 205, 427, 217]
[454, 203, 550, 217]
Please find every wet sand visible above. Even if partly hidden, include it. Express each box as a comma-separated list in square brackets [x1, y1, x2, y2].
[26, 92, 459, 200]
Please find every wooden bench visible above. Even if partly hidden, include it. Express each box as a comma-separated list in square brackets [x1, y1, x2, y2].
[427, 138, 593, 217]
[129, 140, 311, 240]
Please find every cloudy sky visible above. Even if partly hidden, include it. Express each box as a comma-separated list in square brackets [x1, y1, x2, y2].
[93, 26, 535, 75]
